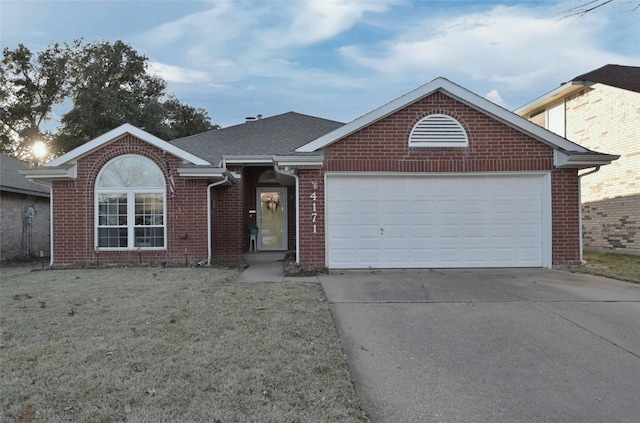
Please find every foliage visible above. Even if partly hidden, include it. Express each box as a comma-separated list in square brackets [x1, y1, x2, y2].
[1, 40, 217, 161]
[0, 43, 70, 162]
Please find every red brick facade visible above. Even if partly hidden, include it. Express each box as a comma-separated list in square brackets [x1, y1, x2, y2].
[296, 92, 582, 267]
[49, 91, 584, 268]
[51, 136, 209, 266]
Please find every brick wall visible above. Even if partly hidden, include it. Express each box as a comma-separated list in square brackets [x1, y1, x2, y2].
[0, 192, 50, 261]
[297, 91, 581, 267]
[51, 136, 209, 266]
[566, 84, 640, 254]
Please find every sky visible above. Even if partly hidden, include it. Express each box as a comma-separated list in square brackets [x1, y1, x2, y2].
[1, 0, 639, 129]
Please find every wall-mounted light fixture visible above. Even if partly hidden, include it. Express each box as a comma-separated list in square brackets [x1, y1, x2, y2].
[311, 181, 318, 191]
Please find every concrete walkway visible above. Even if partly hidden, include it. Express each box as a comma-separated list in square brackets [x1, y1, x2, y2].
[237, 252, 319, 283]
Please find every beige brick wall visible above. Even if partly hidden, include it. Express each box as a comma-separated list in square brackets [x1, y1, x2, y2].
[566, 84, 640, 254]
[0, 192, 50, 261]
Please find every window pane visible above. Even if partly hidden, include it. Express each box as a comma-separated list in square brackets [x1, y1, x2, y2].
[135, 227, 164, 248]
[98, 194, 127, 226]
[135, 193, 164, 226]
[98, 228, 127, 247]
[97, 155, 165, 188]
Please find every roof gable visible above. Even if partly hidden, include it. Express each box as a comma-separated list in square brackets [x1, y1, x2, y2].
[46, 123, 211, 167]
[297, 78, 588, 154]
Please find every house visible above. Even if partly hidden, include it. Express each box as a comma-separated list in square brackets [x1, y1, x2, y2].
[516, 65, 640, 256]
[1, 153, 50, 261]
[21, 78, 618, 269]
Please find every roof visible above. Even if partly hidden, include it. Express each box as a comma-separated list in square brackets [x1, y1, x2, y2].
[515, 64, 640, 116]
[171, 112, 344, 165]
[572, 64, 640, 93]
[0, 154, 50, 197]
[297, 77, 605, 159]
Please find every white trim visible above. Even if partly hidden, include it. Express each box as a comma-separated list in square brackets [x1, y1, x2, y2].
[515, 81, 592, 117]
[46, 123, 211, 167]
[296, 77, 590, 154]
[20, 165, 77, 180]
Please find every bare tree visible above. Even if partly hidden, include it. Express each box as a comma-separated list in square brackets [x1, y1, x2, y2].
[565, 0, 640, 18]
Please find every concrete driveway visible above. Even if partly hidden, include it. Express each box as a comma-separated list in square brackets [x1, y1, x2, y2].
[319, 268, 640, 423]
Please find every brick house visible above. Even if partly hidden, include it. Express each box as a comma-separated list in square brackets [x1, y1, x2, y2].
[517, 65, 639, 255]
[1, 154, 50, 261]
[22, 78, 617, 268]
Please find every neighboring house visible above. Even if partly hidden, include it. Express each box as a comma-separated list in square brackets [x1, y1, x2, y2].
[1, 153, 50, 261]
[516, 64, 640, 256]
[21, 78, 617, 269]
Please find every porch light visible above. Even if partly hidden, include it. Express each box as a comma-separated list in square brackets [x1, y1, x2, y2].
[311, 181, 318, 191]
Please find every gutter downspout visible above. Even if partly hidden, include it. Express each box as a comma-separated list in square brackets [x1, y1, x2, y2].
[274, 164, 300, 264]
[578, 166, 601, 263]
[207, 175, 229, 266]
[31, 181, 54, 267]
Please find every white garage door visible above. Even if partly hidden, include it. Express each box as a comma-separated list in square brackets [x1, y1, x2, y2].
[326, 173, 550, 268]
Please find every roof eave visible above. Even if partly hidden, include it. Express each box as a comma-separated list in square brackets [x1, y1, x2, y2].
[273, 155, 324, 170]
[554, 150, 620, 169]
[19, 165, 78, 181]
[177, 166, 237, 184]
[515, 81, 593, 116]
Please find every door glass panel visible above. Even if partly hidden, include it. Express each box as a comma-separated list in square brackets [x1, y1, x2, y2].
[259, 190, 286, 250]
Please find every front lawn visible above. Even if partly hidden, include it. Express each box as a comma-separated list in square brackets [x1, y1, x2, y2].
[570, 251, 640, 283]
[0, 266, 365, 422]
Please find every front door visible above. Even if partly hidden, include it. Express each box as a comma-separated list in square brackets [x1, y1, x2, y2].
[257, 188, 287, 251]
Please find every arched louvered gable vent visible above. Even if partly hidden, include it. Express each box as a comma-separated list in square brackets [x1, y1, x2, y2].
[409, 114, 469, 147]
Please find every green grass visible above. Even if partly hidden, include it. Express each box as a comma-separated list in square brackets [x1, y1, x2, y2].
[0, 266, 366, 422]
[570, 251, 640, 283]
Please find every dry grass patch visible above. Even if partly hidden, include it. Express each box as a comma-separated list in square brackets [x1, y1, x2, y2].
[0, 266, 365, 422]
[570, 252, 640, 283]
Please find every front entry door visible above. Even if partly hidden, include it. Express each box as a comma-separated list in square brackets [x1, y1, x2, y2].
[257, 188, 287, 251]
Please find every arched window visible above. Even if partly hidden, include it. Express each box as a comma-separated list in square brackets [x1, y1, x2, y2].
[95, 155, 166, 249]
[409, 114, 469, 147]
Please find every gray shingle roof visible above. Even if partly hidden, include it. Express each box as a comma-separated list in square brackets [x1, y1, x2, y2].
[170, 112, 344, 165]
[0, 154, 50, 197]
[572, 64, 640, 93]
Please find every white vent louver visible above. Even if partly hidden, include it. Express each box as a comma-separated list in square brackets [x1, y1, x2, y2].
[409, 114, 468, 147]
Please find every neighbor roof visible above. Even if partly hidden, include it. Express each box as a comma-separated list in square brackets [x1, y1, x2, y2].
[515, 64, 640, 116]
[572, 64, 640, 93]
[170, 112, 344, 166]
[0, 154, 50, 197]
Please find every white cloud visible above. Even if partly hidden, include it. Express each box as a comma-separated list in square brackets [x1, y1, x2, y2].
[147, 62, 210, 84]
[485, 89, 506, 107]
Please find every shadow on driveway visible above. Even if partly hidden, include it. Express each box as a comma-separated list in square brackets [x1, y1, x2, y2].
[320, 268, 640, 423]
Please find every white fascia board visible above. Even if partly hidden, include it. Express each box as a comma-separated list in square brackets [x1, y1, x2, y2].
[554, 150, 620, 168]
[177, 167, 237, 183]
[19, 164, 77, 180]
[296, 77, 589, 154]
[515, 81, 592, 117]
[222, 155, 273, 165]
[273, 155, 324, 169]
[45, 123, 211, 167]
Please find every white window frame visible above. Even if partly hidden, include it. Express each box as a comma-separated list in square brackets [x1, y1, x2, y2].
[95, 155, 167, 251]
[409, 114, 469, 147]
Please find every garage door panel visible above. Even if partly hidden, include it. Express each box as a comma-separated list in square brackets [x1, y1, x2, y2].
[326, 174, 549, 268]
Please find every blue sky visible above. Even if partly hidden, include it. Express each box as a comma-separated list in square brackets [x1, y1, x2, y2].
[2, 0, 639, 128]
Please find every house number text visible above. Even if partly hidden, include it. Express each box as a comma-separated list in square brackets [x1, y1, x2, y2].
[310, 191, 318, 234]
